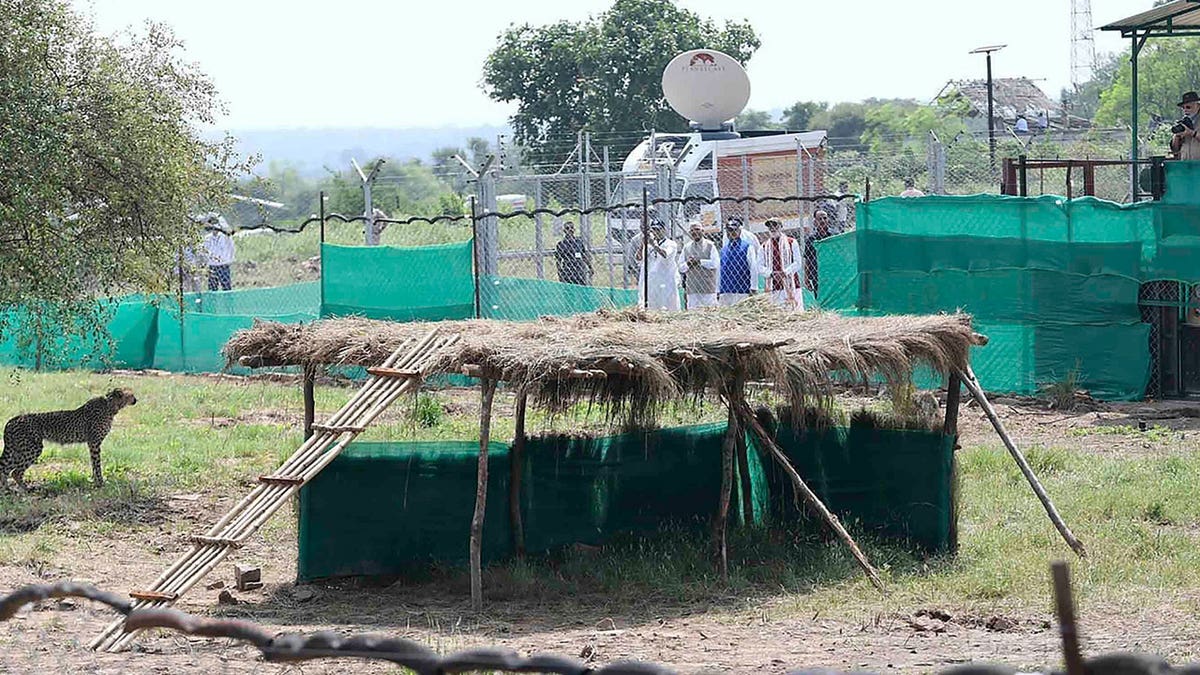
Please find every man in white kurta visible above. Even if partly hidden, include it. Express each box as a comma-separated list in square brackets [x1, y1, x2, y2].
[678, 221, 719, 309]
[637, 222, 681, 311]
[760, 219, 804, 310]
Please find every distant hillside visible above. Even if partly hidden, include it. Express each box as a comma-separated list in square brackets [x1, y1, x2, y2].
[213, 125, 509, 176]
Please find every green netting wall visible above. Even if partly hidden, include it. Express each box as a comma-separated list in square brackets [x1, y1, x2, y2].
[320, 242, 475, 321]
[480, 276, 637, 320]
[818, 167, 1200, 399]
[296, 423, 952, 581]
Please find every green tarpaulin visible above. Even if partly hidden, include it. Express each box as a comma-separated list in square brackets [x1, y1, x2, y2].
[296, 422, 953, 581]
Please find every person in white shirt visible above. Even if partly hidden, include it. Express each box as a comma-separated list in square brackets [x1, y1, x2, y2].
[760, 219, 804, 310]
[636, 221, 680, 311]
[678, 221, 720, 308]
[899, 178, 925, 198]
[201, 214, 235, 291]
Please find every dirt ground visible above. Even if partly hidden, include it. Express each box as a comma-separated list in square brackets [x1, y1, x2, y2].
[3, 393, 1200, 674]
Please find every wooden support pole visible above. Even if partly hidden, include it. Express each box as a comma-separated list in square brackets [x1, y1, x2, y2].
[302, 365, 316, 441]
[944, 373, 962, 553]
[1052, 561, 1086, 675]
[957, 366, 1086, 557]
[509, 388, 528, 558]
[732, 394, 885, 592]
[470, 378, 497, 612]
[714, 401, 738, 580]
[736, 432, 754, 527]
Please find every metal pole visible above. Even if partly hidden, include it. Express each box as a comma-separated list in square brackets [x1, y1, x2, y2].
[1131, 33, 1141, 199]
[318, 190, 326, 244]
[318, 190, 326, 315]
[986, 51, 996, 175]
[363, 179, 375, 246]
[534, 179, 544, 279]
[470, 196, 482, 319]
[740, 154, 751, 225]
[603, 145, 616, 290]
[642, 186, 649, 309]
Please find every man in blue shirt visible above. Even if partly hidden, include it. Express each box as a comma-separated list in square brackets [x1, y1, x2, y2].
[718, 218, 757, 306]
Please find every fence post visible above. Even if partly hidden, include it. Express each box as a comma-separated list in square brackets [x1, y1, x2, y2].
[580, 132, 592, 252]
[533, 178, 544, 279]
[476, 171, 499, 277]
[642, 186, 649, 309]
[603, 145, 617, 290]
[470, 196, 482, 319]
[740, 154, 751, 224]
[318, 191, 326, 315]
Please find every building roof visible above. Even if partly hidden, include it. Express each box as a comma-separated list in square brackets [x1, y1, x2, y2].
[936, 78, 1063, 122]
[1100, 0, 1200, 36]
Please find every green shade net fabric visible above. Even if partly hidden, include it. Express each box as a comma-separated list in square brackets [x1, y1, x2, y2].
[818, 165, 1200, 400]
[296, 423, 953, 581]
[480, 276, 637, 320]
[320, 242, 475, 321]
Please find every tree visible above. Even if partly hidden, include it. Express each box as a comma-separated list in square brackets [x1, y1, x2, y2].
[781, 101, 826, 131]
[1094, 37, 1200, 136]
[1062, 52, 1121, 120]
[734, 109, 781, 131]
[1, 0, 246, 360]
[482, 0, 760, 165]
[809, 102, 869, 148]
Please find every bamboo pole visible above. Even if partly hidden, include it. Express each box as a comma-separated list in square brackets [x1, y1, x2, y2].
[956, 366, 1086, 557]
[714, 403, 737, 580]
[944, 373, 962, 553]
[302, 365, 316, 440]
[470, 378, 497, 612]
[1052, 561, 1086, 675]
[509, 388, 528, 558]
[731, 394, 885, 592]
[735, 432, 754, 527]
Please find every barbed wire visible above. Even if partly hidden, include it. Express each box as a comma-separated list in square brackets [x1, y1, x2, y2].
[0, 579, 1194, 675]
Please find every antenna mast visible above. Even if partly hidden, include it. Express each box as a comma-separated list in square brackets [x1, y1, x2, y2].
[1070, 0, 1098, 94]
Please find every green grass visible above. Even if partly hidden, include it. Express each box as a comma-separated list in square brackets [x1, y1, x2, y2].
[3, 368, 1200, 628]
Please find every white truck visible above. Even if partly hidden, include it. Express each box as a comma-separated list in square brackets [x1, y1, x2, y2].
[606, 129, 828, 244]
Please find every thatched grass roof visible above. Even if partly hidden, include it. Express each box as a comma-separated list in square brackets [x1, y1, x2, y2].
[223, 298, 985, 424]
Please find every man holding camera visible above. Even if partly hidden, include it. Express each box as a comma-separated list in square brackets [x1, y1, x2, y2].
[1170, 91, 1200, 160]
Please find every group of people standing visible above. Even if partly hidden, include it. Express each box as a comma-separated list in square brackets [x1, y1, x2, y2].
[178, 213, 236, 292]
[637, 217, 805, 312]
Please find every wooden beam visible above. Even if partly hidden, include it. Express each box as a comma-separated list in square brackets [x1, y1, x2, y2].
[237, 355, 290, 368]
[366, 366, 422, 379]
[461, 364, 503, 380]
[257, 475, 305, 486]
[957, 366, 1086, 557]
[302, 365, 316, 441]
[470, 378, 498, 612]
[509, 388, 528, 558]
[944, 373, 962, 553]
[732, 393, 885, 592]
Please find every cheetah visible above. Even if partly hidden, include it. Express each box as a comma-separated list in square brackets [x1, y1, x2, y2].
[0, 388, 137, 491]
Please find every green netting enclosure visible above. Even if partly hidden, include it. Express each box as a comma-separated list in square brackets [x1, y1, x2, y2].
[815, 161, 1200, 399]
[296, 423, 954, 581]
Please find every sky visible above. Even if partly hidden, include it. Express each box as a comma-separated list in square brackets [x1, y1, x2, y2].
[73, 0, 1152, 131]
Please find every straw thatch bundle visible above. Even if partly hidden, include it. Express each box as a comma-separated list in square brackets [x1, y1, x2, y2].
[223, 297, 984, 424]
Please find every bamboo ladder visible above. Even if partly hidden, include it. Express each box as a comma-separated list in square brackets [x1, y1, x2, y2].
[91, 328, 457, 653]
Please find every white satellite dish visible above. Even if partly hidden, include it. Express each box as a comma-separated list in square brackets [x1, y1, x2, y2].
[661, 49, 751, 130]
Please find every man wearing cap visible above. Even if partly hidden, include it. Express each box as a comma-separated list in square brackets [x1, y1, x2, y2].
[636, 221, 680, 311]
[760, 219, 804, 311]
[1170, 91, 1200, 161]
[201, 214, 235, 291]
[678, 221, 720, 309]
[718, 218, 757, 306]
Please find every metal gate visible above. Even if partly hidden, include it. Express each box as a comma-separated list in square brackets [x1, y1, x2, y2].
[1139, 280, 1200, 399]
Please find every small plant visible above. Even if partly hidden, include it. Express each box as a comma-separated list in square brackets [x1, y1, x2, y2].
[1039, 360, 1083, 411]
[410, 392, 445, 429]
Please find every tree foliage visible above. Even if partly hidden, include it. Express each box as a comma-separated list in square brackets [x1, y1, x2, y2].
[1, 0, 246, 352]
[482, 0, 760, 165]
[1094, 37, 1200, 135]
